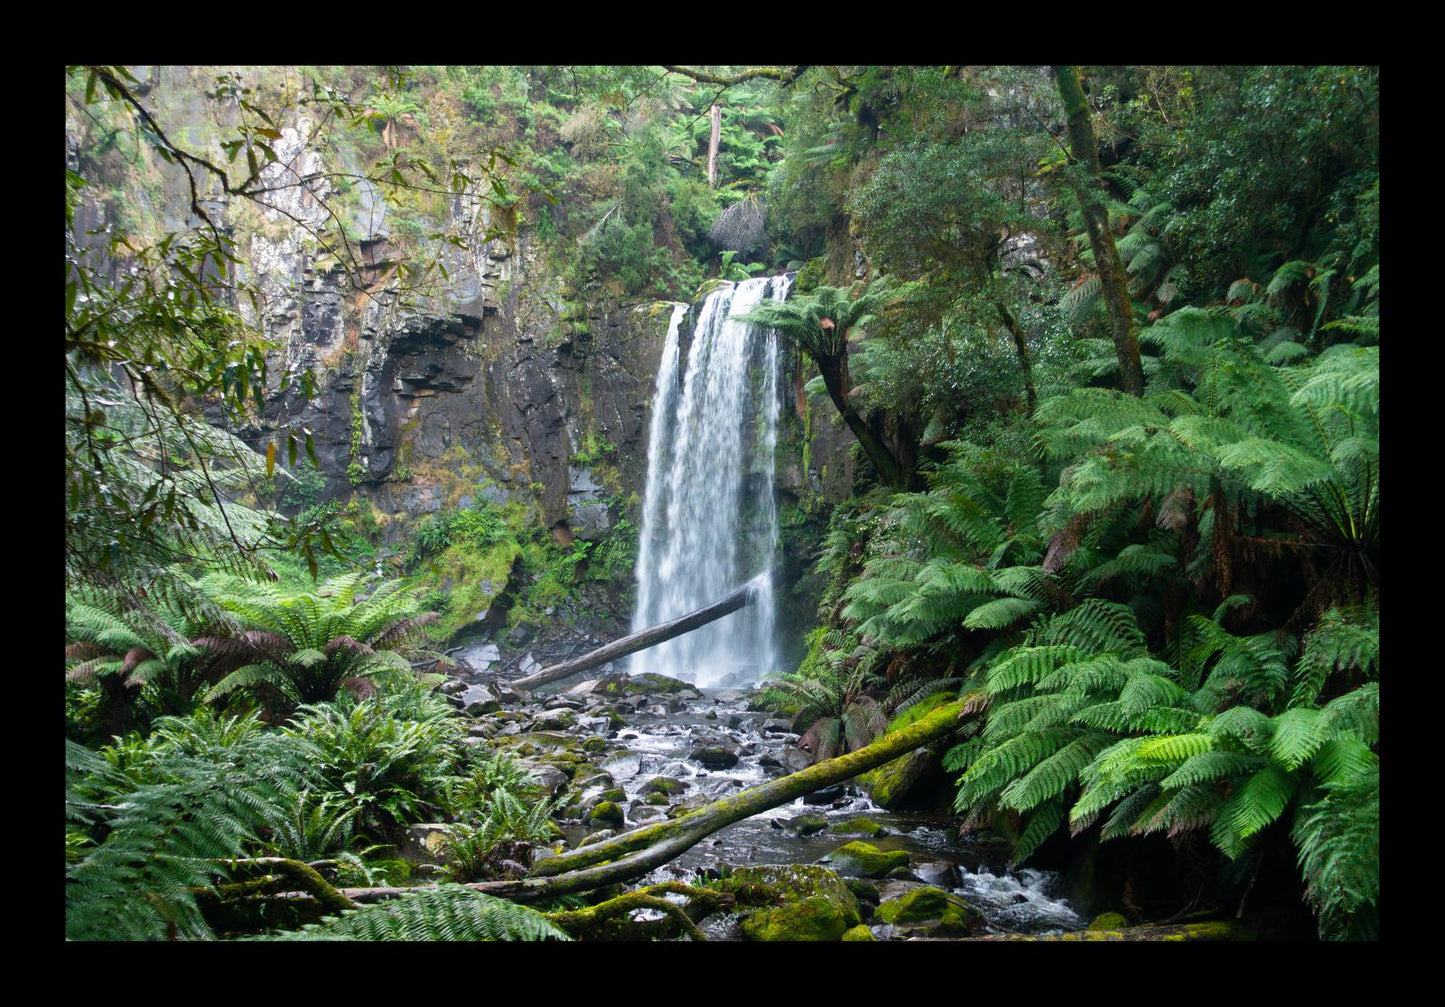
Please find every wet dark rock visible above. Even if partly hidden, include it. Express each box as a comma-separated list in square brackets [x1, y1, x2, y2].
[493, 681, 532, 706]
[910, 860, 959, 887]
[639, 776, 690, 797]
[525, 765, 569, 796]
[803, 784, 846, 806]
[785, 812, 828, 837]
[461, 683, 500, 715]
[690, 744, 740, 769]
[781, 747, 811, 773]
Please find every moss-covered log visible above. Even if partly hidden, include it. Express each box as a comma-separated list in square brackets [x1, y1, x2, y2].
[545, 882, 731, 941]
[530, 695, 969, 878]
[331, 696, 972, 905]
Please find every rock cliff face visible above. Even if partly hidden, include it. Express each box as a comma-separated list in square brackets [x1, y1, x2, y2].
[239, 186, 856, 554]
[70, 74, 856, 651]
[244, 227, 681, 545]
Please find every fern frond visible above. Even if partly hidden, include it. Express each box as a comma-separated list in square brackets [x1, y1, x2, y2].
[267, 885, 570, 941]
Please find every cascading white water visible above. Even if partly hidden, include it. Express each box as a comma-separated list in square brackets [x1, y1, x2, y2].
[631, 275, 792, 687]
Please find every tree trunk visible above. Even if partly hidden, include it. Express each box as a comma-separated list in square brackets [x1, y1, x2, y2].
[1053, 65, 1145, 398]
[510, 572, 772, 690]
[818, 354, 906, 488]
[332, 695, 973, 904]
[995, 299, 1037, 416]
[707, 104, 721, 188]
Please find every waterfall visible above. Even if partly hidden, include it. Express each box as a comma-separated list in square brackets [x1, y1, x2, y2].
[631, 274, 792, 687]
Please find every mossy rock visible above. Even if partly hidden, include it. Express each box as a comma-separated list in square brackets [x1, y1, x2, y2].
[726, 864, 861, 928]
[644, 791, 670, 806]
[597, 672, 690, 697]
[535, 710, 577, 731]
[580, 736, 608, 754]
[843, 878, 881, 905]
[874, 886, 984, 935]
[739, 896, 848, 942]
[826, 816, 887, 836]
[785, 811, 828, 836]
[1089, 911, 1129, 930]
[587, 801, 624, 825]
[822, 842, 910, 879]
[596, 787, 627, 804]
[857, 747, 936, 810]
[841, 924, 876, 941]
[639, 776, 689, 797]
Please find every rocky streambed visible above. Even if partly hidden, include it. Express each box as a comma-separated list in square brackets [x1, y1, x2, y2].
[433, 653, 1085, 941]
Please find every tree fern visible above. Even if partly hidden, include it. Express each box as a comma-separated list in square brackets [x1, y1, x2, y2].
[1292, 766, 1379, 940]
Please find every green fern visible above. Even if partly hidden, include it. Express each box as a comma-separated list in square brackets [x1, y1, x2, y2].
[264, 885, 570, 941]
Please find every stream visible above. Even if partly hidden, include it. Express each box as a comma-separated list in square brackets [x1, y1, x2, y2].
[451, 641, 1086, 939]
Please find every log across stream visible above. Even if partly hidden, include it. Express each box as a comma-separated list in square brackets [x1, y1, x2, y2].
[334, 678, 1090, 936]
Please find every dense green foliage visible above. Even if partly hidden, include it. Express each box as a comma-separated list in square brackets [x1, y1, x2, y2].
[66, 64, 1378, 941]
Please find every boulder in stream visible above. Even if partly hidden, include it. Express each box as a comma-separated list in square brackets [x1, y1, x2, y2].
[689, 744, 740, 769]
[821, 841, 911, 879]
[874, 885, 984, 936]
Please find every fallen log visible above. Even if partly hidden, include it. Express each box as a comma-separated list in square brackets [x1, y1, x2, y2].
[510, 570, 775, 690]
[331, 693, 974, 904]
[950, 920, 1258, 941]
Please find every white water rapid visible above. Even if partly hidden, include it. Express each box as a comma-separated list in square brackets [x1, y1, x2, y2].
[630, 274, 792, 687]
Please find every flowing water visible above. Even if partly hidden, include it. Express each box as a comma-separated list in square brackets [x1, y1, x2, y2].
[630, 275, 792, 688]
[548, 684, 1086, 938]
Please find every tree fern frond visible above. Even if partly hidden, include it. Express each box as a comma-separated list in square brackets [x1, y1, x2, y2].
[1012, 798, 1067, 864]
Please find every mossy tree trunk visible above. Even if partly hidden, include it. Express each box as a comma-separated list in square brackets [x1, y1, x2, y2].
[1052, 65, 1145, 398]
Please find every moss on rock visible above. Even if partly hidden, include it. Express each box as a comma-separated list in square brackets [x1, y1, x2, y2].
[841, 924, 876, 941]
[739, 896, 848, 942]
[857, 747, 936, 810]
[587, 801, 624, 826]
[640, 776, 689, 796]
[823, 841, 910, 879]
[726, 864, 862, 928]
[874, 886, 984, 935]
[826, 816, 886, 836]
[1089, 911, 1129, 930]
